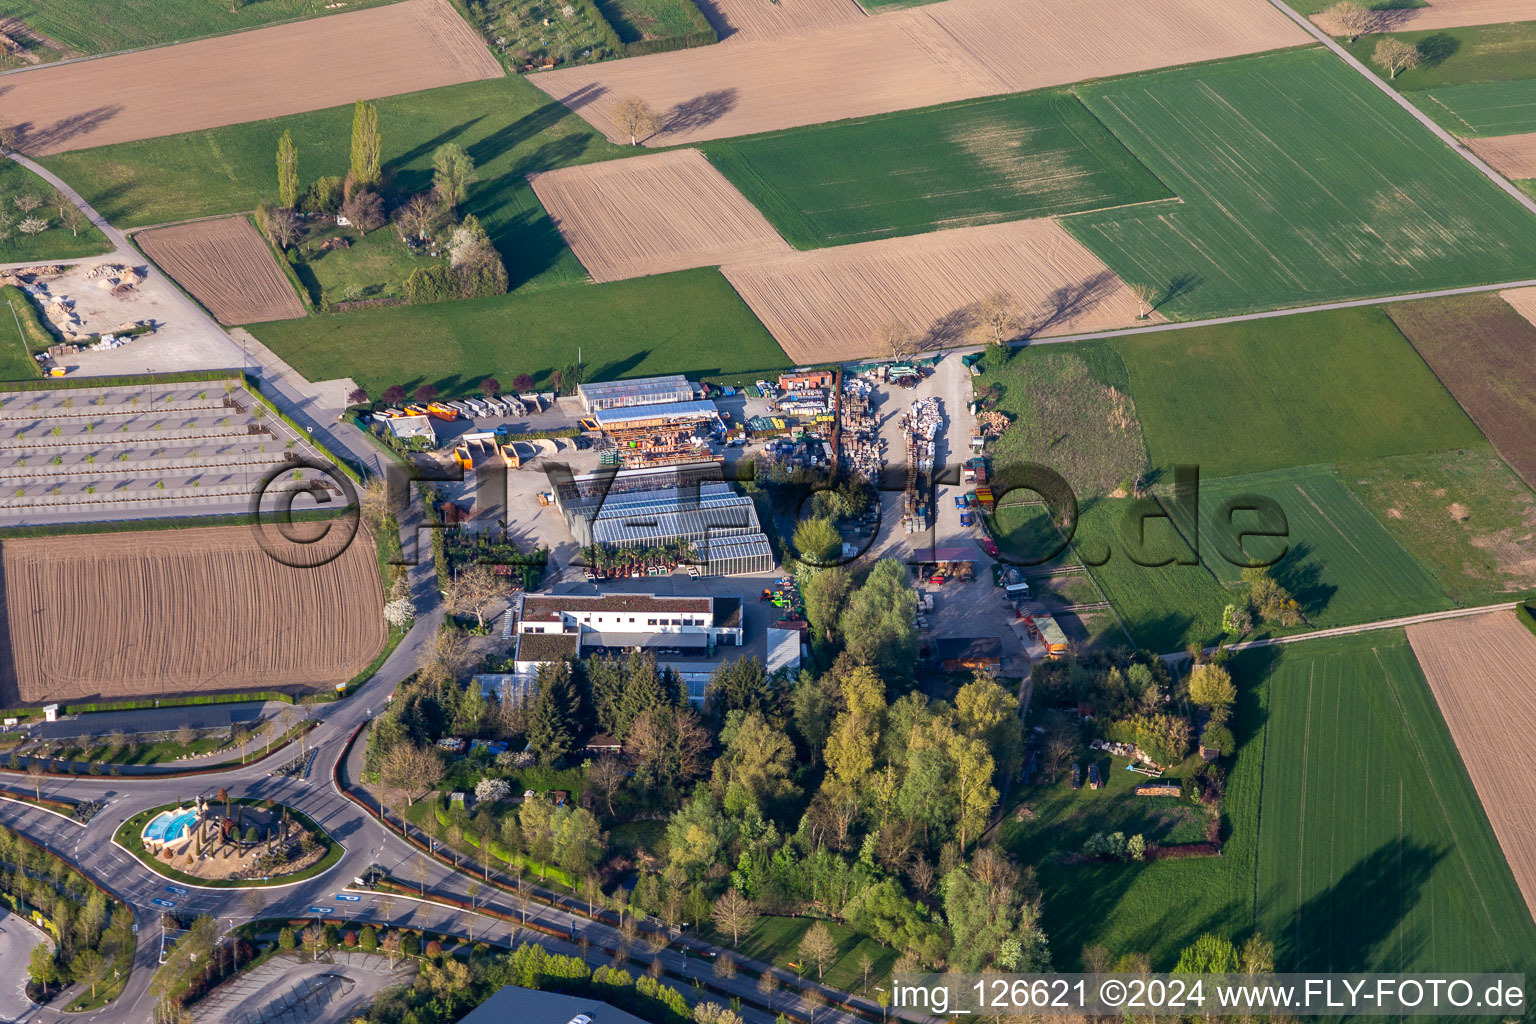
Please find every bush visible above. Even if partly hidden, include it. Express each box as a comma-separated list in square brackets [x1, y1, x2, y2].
[360, 925, 378, 951]
[424, 939, 443, 958]
[322, 923, 340, 947]
[343, 930, 358, 948]
[401, 933, 420, 957]
[242, 826, 259, 843]
[1200, 722, 1234, 756]
[278, 927, 296, 951]
[303, 176, 345, 216]
[405, 264, 455, 305]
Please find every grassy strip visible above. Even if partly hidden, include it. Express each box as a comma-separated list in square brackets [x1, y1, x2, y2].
[0, 284, 56, 354]
[1517, 602, 1536, 639]
[114, 799, 341, 888]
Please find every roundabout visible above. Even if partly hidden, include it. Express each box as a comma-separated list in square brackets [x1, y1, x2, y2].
[117, 797, 344, 888]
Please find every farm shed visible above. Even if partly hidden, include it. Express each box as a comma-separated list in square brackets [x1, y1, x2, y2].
[779, 370, 835, 390]
[766, 626, 803, 678]
[578, 374, 694, 412]
[934, 636, 1004, 672]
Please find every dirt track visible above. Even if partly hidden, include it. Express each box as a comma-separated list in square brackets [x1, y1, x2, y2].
[1467, 133, 1536, 182]
[532, 0, 1307, 146]
[529, 149, 790, 281]
[1407, 611, 1536, 921]
[0, 523, 386, 705]
[1314, 0, 1536, 33]
[720, 218, 1159, 363]
[136, 217, 307, 325]
[0, 0, 502, 155]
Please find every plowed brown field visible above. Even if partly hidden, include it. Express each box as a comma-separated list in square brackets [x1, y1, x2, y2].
[0, 524, 385, 705]
[0, 0, 502, 155]
[1315, 0, 1536, 33]
[697, 0, 865, 41]
[529, 149, 790, 281]
[532, 0, 1307, 146]
[1501, 286, 1536, 329]
[1407, 610, 1536, 920]
[1468, 133, 1536, 182]
[721, 218, 1159, 363]
[137, 217, 306, 324]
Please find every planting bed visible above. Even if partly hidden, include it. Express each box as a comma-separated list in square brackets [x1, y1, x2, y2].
[135, 217, 305, 325]
[0, 522, 385, 706]
[0, 380, 340, 523]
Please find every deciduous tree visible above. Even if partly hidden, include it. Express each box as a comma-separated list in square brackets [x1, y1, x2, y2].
[432, 143, 476, 213]
[340, 188, 383, 236]
[1328, 0, 1375, 41]
[446, 563, 504, 628]
[349, 100, 381, 188]
[1373, 37, 1421, 79]
[276, 130, 299, 209]
[612, 97, 660, 145]
[973, 290, 1020, 346]
[710, 888, 758, 945]
[799, 922, 836, 979]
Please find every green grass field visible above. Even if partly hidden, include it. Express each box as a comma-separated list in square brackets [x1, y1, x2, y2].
[703, 91, 1171, 248]
[0, 160, 112, 262]
[1065, 49, 1536, 318]
[975, 343, 1148, 498]
[41, 76, 628, 291]
[1073, 498, 1231, 653]
[702, 915, 899, 993]
[1343, 21, 1536, 93]
[245, 267, 788, 397]
[1414, 78, 1536, 136]
[1250, 633, 1536, 975]
[296, 225, 433, 305]
[1339, 446, 1536, 604]
[1290, 0, 1423, 13]
[1192, 464, 1449, 626]
[4, 0, 393, 57]
[1112, 306, 1483, 478]
[0, 288, 45, 381]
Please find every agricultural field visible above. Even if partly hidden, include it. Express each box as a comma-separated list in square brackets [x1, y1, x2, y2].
[1466, 132, 1536, 180]
[0, 0, 503, 156]
[1314, 0, 1531, 33]
[0, 286, 48, 381]
[0, 522, 386, 706]
[528, 148, 790, 281]
[1341, 20, 1536, 92]
[702, 91, 1171, 248]
[1071, 498, 1231, 653]
[531, 0, 1307, 146]
[135, 216, 305, 325]
[0, 0, 395, 60]
[0, 159, 111, 262]
[596, 0, 713, 45]
[1191, 464, 1450, 627]
[1340, 447, 1536, 603]
[1114, 306, 1482, 478]
[1407, 611, 1536, 919]
[245, 268, 789, 398]
[1066, 49, 1536, 318]
[1250, 632, 1536, 975]
[698, 0, 864, 40]
[1387, 293, 1536, 489]
[1417, 78, 1536, 135]
[720, 218, 1153, 364]
[40, 76, 627, 293]
[0, 380, 342, 523]
[974, 343, 1148, 498]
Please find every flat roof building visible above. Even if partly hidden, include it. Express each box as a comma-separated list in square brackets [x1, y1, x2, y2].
[459, 986, 652, 1024]
[578, 374, 694, 412]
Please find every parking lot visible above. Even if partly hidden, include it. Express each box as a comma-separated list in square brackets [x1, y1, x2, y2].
[0, 380, 340, 525]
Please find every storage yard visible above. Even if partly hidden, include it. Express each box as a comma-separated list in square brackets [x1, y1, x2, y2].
[134, 216, 306, 325]
[0, 380, 343, 525]
[0, 522, 385, 706]
[721, 219, 1155, 363]
[1406, 610, 1536, 920]
[527, 149, 792, 282]
[533, 0, 1307, 146]
[0, 0, 502, 154]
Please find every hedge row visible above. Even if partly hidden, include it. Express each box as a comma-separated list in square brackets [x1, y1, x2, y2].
[1517, 602, 1536, 639]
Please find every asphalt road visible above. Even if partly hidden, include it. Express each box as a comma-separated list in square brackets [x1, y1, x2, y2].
[0, 908, 49, 1022]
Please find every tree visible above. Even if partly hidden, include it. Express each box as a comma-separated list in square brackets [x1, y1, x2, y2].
[527, 661, 581, 764]
[1374, 37, 1421, 79]
[551, 806, 605, 877]
[793, 516, 841, 567]
[432, 143, 476, 213]
[1174, 933, 1239, 974]
[301, 924, 326, 961]
[799, 922, 837, 979]
[53, 202, 82, 239]
[379, 742, 444, 815]
[446, 563, 504, 628]
[26, 758, 45, 800]
[265, 206, 299, 250]
[71, 948, 108, 999]
[446, 214, 508, 298]
[973, 291, 1020, 346]
[17, 217, 47, 236]
[479, 376, 501, 399]
[711, 889, 758, 945]
[413, 383, 439, 404]
[28, 944, 58, 990]
[340, 188, 384, 235]
[838, 559, 919, 682]
[395, 192, 437, 241]
[1241, 566, 1303, 626]
[276, 130, 299, 209]
[626, 705, 711, 789]
[1187, 663, 1237, 724]
[381, 384, 407, 406]
[0, 118, 17, 152]
[174, 723, 197, 748]
[1328, 0, 1376, 41]
[612, 97, 660, 145]
[801, 566, 851, 644]
[14, 194, 40, 213]
[589, 754, 627, 816]
[347, 387, 370, 408]
[876, 321, 916, 363]
[349, 100, 381, 188]
[513, 373, 535, 392]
